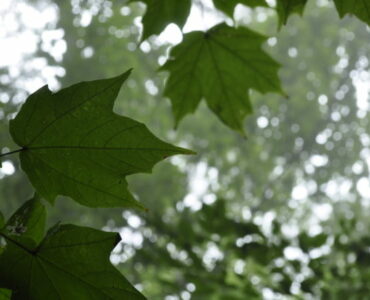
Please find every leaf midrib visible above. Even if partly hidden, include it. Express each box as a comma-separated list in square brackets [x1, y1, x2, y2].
[25, 146, 183, 152]
[4, 233, 140, 299]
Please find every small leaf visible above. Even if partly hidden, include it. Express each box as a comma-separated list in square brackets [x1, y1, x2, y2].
[0, 224, 145, 299]
[298, 232, 327, 252]
[1, 197, 46, 246]
[130, 0, 191, 40]
[333, 0, 370, 26]
[10, 70, 193, 209]
[276, 0, 308, 27]
[213, 0, 268, 17]
[161, 23, 283, 133]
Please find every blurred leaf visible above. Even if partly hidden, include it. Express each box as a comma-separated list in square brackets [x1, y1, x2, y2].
[276, 0, 308, 27]
[161, 23, 283, 133]
[130, 0, 191, 40]
[298, 233, 327, 252]
[212, 0, 268, 17]
[9, 70, 192, 209]
[333, 0, 370, 26]
[300, 277, 317, 293]
[0, 289, 10, 300]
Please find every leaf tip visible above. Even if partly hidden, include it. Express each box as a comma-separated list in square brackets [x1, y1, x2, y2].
[178, 147, 197, 156]
[239, 130, 248, 139]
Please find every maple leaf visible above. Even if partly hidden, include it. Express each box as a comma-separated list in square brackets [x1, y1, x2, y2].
[130, 0, 191, 40]
[276, 0, 308, 27]
[213, 0, 268, 17]
[0, 198, 145, 300]
[2, 196, 45, 246]
[9, 70, 193, 209]
[333, 0, 370, 26]
[161, 23, 283, 133]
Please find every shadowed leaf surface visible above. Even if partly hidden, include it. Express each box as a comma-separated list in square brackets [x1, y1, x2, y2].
[0, 200, 145, 300]
[9, 70, 192, 209]
[1, 197, 45, 246]
[130, 0, 191, 40]
[161, 23, 283, 133]
[213, 0, 268, 17]
[333, 0, 370, 26]
[276, 0, 308, 27]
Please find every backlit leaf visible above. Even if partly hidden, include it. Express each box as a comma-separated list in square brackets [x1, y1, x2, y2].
[276, 0, 308, 27]
[213, 0, 268, 17]
[161, 23, 283, 133]
[333, 0, 370, 26]
[0, 196, 144, 299]
[0, 224, 145, 299]
[1, 197, 46, 246]
[10, 70, 192, 209]
[130, 0, 191, 40]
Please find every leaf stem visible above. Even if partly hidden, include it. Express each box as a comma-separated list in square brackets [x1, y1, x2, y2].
[0, 148, 24, 159]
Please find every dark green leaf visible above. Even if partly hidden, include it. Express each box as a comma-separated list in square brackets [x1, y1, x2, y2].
[298, 232, 327, 252]
[10, 70, 192, 209]
[213, 0, 268, 17]
[161, 23, 283, 133]
[0, 224, 145, 299]
[300, 277, 317, 293]
[130, 0, 191, 40]
[276, 0, 308, 27]
[1, 197, 46, 246]
[333, 0, 370, 26]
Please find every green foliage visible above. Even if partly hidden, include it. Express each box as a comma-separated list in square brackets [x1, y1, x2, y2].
[212, 0, 268, 17]
[2, 0, 370, 298]
[0, 198, 145, 300]
[276, 0, 308, 27]
[333, 0, 370, 25]
[2, 196, 45, 246]
[161, 23, 283, 133]
[130, 0, 191, 40]
[9, 70, 191, 209]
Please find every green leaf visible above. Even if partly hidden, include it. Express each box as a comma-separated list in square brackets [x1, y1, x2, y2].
[161, 23, 283, 133]
[1, 197, 46, 246]
[213, 0, 268, 17]
[298, 232, 327, 252]
[130, 0, 191, 40]
[0, 224, 145, 299]
[0, 289, 10, 300]
[10, 70, 192, 209]
[333, 0, 370, 26]
[276, 0, 308, 27]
